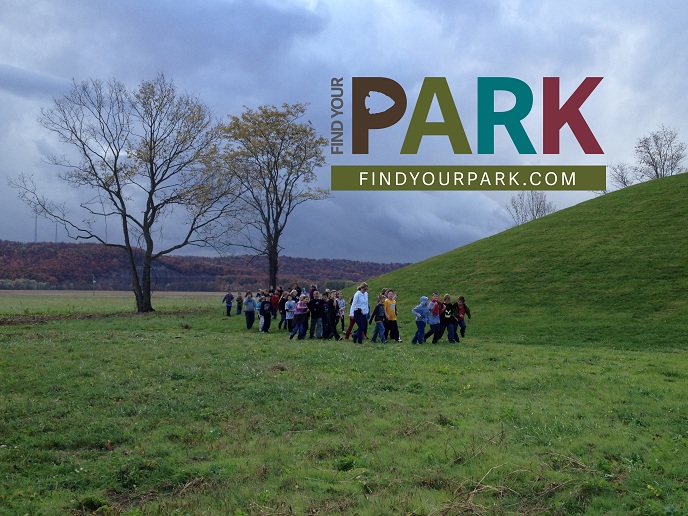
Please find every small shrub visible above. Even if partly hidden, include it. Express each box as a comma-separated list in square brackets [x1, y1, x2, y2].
[76, 495, 109, 512]
[335, 455, 356, 472]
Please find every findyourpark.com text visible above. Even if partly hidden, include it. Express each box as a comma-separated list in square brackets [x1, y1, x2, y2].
[330, 165, 606, 191]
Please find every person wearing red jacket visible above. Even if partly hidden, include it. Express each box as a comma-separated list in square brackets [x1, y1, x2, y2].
[457, 296, 472, 340]
[424, 292, 441, 343]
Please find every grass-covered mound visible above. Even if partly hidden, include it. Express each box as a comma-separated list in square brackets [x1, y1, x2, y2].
[371, 173, 688, 350]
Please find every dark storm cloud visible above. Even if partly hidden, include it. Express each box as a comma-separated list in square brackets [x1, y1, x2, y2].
[0, 64, 69, 99]
[1, 0, 687, 262]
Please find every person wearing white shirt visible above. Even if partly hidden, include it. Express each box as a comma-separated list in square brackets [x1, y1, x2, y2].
[350, 282, 370, 344]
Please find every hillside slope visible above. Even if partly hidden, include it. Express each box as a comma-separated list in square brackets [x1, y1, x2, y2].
[367, 174, 688, 350]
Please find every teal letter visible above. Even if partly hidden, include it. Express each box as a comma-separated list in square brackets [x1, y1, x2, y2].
[478, 77, 536, 154]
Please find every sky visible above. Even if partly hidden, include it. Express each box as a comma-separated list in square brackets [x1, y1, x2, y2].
[1, 0, 686, 263]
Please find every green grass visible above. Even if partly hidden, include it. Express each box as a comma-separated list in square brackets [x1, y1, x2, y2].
[366, 173, 688, 351]
[0, 291, 219, 317]
[1, 311, 686, 514]
[2, 175, 688, 514]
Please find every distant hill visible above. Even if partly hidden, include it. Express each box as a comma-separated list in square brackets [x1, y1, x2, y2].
[0, 241, 409, 291]
[358, 174, 688, 350]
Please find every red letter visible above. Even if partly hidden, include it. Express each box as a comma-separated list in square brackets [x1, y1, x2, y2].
[543, 77, 603, 154]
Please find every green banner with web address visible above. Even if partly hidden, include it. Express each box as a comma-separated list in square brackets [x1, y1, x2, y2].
[331, 165, 606, 191]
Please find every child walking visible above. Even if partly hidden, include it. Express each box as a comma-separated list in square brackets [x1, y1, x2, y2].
[336, 292, 346, 332]
[243, 292, 256, 329]
[369, 294, 387, 343]
[433, 294, 457, 343]
[289, 294, 310, 340]
[259, 295, 272, 333]
[457, 296, 471, 341]
[235, 294, 243, 315]
[424, 292, 441, 343]
[411, 296, 430, 344]
[222, 290, 234, 316]
[383, 289, 401, 342]
[284, 294, 296, 333]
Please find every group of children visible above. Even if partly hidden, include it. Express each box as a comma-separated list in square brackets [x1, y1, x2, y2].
[224, 285, 348, 340]
[410, 293, 471, 344]
[221, 291, 243, 316]
[222, 285, 472, 345]
[364, 288, 471, 344]
[366, 288, 402, 343]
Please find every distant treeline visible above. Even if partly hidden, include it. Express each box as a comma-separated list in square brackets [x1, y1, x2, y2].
[0, 240, 409, 291]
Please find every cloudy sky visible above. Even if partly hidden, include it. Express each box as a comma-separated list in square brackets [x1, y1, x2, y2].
[1, 0, 686, 263]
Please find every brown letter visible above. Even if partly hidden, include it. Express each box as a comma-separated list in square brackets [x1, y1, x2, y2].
[352, 77, 407, 154]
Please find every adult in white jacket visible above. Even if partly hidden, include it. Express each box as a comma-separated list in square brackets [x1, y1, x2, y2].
[350, 282, 370, 344]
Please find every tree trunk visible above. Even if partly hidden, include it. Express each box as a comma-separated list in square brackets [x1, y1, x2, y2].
[267, 245, 279, 290]
[131, 266, 154, 312]
[126, 247, 145, 313]
[133, 281, 144, 312]
[126, 247, 155, 313]
[139, 250, 155, 312]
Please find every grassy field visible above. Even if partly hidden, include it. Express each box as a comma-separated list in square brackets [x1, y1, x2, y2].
[0, 291, 220, 317]
[1, 175, 687, 514]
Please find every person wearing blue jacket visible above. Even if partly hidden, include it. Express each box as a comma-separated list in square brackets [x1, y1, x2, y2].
[424, 292, 441, 342]
[411, 296, 430, 344]
[222, 291, 234, 316]
[243, 291, 257, 329]
[368, 294, 387, 343]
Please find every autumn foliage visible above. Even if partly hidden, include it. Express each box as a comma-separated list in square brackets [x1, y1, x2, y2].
[0, 240, 407, 291]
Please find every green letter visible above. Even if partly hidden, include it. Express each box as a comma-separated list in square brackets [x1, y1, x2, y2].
[401, 77, 471, 154]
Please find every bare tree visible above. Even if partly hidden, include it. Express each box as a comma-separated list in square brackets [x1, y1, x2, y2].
[221, 103, 328, 288]
[634, 125, 686, 180]
[11, 75, 240, 312]
[506, 191, 556, 226]
[608, 162, 636, 190]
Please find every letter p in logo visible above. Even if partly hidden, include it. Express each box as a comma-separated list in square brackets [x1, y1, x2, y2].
[352, 77, 407, 154]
